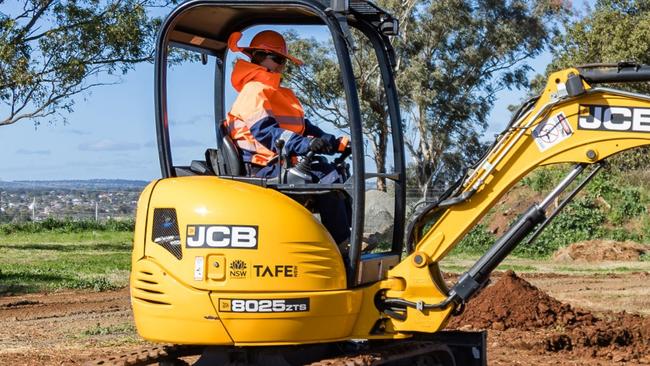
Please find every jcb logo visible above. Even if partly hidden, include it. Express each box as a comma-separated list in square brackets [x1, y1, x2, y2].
[186, 225, 258, 249]
[579, 105, 650, 133]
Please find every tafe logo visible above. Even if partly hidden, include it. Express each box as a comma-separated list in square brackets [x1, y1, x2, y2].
[186, 225, 258, 249]
[579, 105, 650, 133]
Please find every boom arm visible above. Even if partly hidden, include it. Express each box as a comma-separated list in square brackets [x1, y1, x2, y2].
[380, 66, 650, 333]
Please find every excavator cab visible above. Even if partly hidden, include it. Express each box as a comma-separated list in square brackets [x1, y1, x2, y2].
[149, 0, 406, 290]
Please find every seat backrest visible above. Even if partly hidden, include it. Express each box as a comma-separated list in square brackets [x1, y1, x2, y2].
[205, 122, 244, 176]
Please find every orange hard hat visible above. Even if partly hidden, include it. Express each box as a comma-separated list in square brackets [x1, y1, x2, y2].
[228, 30, 303, 65]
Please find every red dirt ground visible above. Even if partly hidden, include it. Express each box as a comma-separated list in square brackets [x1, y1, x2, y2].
[552, 240, 650, 262]
[448, 270, 650, 364]
[0, 271, 648, 365]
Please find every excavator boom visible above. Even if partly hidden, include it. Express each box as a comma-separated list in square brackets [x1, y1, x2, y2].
[381, 64, 650, 333]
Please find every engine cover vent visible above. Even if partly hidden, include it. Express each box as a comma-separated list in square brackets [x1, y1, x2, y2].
[151, 208, 182, 260]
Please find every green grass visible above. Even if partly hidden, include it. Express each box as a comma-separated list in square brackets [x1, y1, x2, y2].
[80, 322, 136, 337]
[0, 230, 132, 295]
[555, 266, 636, 273]
[440, 262, 537, 273]
[73, 322, 141, 346]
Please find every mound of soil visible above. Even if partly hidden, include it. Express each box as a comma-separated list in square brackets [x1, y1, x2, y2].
[544, 311, 650, 362]
[448, 271, 650, 362]
[448, 270, 596, 331]
[552, 240, 650, 262]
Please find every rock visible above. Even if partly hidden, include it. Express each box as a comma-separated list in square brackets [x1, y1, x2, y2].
[364, 190, 395, 249]
[492, 321, 506, 331]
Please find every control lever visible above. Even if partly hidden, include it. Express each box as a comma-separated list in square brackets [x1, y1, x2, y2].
[275, 139, 285, 183]
[334, 149, 351, 165]
[294, 151, 315, 174]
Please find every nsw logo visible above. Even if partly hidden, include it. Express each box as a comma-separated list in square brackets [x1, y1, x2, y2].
[229, 259, 248, 279]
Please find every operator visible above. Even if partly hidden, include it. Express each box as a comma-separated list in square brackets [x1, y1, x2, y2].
[225, 30, 351, 245]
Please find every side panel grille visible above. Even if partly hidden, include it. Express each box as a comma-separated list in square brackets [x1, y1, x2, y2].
[151, 208, 182, 260]
[132, 270, 171, 306]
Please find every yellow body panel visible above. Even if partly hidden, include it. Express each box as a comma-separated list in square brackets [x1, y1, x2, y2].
[131, 176, 366, 345]
[143, 177, 345, 292]
[213, 290, 362, 344]
[131, 258, 233, 344]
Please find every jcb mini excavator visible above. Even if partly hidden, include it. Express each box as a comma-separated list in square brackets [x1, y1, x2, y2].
[99, 1, 650, 365]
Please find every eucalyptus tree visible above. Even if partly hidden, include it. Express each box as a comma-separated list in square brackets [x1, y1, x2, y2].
[286, 0, 418, 191]
[539, 0, 650, 171]
[288, 0, 562, 195]
[0, 0, 175, 127]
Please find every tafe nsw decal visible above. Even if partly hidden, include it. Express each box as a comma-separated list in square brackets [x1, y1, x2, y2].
[218, 298, 310, 313]
[578, 105, 650, 133]
[229, 259, 248, 279]
[186, 225, 258, 249]
[253, 265, 298, 278]
[532, 112, 573, 151]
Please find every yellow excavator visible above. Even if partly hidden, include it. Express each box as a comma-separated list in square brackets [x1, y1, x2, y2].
[95, 1, 650, 365]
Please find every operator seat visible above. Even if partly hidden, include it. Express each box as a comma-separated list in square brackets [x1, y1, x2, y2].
[205, 121, 244, 176]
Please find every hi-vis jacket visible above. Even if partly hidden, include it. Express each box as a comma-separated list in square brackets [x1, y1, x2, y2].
[226, 59, 335, 167]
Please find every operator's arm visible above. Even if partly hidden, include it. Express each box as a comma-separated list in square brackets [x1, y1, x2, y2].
[304, 119, 338, 148]
[249, 117, 311, 156]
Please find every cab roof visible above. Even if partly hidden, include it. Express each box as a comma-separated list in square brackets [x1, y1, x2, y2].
[168, 0, 392, 54]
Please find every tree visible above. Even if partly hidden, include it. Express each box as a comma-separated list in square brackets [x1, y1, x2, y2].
[0, 0, 173, 127]
[400, 0, 563, 196]
[287, 2, 418, 192]
[287, 0, 562, 195]
[540, 0, 650, 171]
[286, 30, 397, 192]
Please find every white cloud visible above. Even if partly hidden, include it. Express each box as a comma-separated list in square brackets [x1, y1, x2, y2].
[16, 149, 51, 155]
[61, 129, 92, 136]
[169, 114, 213, 126]
[78, 139, 141, 151]
[145, 138, 202, 148]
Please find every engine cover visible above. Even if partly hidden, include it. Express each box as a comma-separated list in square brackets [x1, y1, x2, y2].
[131, 176, 360, 345]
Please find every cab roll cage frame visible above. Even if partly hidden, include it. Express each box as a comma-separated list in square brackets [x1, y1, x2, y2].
[152, 0, 406, 287]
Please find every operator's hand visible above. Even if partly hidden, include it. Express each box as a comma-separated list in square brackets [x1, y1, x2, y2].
[309, 137, 331, 154]
[336, 136, 351, 153]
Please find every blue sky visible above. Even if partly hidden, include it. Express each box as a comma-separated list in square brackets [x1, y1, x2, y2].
[0, 23, 552, 182]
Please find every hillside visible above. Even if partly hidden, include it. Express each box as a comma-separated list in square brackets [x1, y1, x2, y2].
[0, 180, 148, 223]
[0, 179, 149, 191]
[455, 166, 650, 258]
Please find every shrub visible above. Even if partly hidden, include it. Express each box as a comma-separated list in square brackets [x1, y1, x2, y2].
[521, 166, 563, 193]
[609, 187, 646, 225]
[0, 218, 134, 234]
[453, 224, 495, 256]
[516, 198, 606, 258]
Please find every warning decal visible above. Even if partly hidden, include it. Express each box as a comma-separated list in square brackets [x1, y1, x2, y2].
[532, 112, 573, 152]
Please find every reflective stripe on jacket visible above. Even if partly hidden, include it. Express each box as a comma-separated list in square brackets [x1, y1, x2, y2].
[226, 59, 316, 167]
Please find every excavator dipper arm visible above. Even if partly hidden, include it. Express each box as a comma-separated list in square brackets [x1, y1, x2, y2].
[380, 64, 650, 333]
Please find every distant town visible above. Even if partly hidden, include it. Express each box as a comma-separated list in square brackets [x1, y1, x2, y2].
[0, 180, 149, 223]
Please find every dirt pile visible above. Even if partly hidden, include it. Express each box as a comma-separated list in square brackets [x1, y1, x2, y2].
[448, 271, 650, 362]
[552, 240, 650, 262]
[544, 311, 650, 362]
[447, 270, 596, 331]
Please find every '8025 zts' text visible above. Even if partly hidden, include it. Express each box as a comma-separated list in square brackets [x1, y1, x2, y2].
[218, 298, 309, 313]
